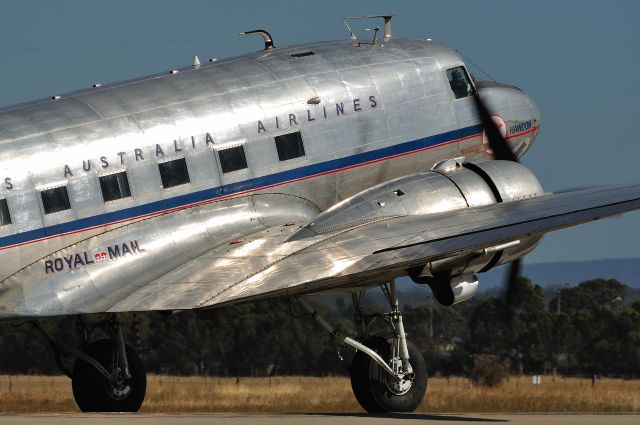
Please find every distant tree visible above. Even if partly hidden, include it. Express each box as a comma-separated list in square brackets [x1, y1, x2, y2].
[192, 299, 350, 376]
[1, 277, 638, 379]
[549, 279, 626, 314]
[548, 279, 634, 375]
[551, 311, 581, 371]
[466, 277, 552, 374]
[403, 302, 468, 374]
[608, 307, 640, 375]
[466, 297, 509, 358]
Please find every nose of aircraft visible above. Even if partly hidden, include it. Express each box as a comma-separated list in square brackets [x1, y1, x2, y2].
[475, 81, 541, 159]
[521, 88, 541, 155]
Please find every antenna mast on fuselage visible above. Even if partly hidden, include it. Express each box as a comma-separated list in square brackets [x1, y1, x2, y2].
[343, 15, 394, 43]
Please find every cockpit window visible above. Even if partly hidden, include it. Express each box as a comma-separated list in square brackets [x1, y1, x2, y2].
[447, 66, 475, 99]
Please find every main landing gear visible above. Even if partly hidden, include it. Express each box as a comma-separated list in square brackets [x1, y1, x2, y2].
[297, 280, 427, 413]
[30, 315, 146, 412]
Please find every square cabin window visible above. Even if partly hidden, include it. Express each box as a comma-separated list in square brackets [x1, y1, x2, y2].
[159, 158, 190, 188]
[99, 171, 131, 202]
[275, 131, 305, 161]
[41, 186, 71, 215]
[218, 145, 248, 174]
[0, 198, 11, 226]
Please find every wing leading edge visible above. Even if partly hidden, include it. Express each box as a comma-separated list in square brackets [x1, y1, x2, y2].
[108, 183, 640, 312]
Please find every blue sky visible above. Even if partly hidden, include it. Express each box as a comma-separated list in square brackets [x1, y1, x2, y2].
[0, 0, 638, 263]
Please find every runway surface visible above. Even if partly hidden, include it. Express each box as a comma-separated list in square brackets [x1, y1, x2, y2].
[1, 413, 639, 425]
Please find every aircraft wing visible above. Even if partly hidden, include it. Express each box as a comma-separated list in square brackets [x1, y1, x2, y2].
[107, 183, 640, 312]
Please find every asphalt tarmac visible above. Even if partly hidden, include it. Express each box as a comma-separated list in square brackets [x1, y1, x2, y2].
[0, 414, 639, 425]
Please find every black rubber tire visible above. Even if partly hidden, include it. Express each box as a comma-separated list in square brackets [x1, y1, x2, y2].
[350, 336, 389, 413]
[72, 339, 146, 412]
[350, 336, 427, 413]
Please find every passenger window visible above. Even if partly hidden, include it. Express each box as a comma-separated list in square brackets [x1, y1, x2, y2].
[447, 66, 475, 99]
[99, 171, 132, 202]
[275, 131, 305, 161]
[218, 145, 248, 174]
[0, 198, 11, 226]
[159, 158, 190, 188]
[41, 186, 71, 214]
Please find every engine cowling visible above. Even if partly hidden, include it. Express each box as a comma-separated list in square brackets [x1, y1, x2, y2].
[413, 158, 544, 306]
[289, 158, 545, 305]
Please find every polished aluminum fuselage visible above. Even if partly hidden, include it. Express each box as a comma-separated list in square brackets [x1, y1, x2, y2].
[0, 38, 538, 317]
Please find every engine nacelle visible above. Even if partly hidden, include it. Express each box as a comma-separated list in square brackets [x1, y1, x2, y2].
[408, 159, 544, 305]
[288, 158, 545, 305]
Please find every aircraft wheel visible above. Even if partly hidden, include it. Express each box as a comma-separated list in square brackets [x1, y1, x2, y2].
[72, 339, 146, 412]
[350, 336, 427, 413]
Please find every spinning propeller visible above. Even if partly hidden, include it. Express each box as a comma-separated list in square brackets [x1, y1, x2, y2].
[472, 90, 521, 314]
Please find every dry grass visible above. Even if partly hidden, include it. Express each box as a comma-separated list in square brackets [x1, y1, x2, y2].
[0, 375, 639, 413]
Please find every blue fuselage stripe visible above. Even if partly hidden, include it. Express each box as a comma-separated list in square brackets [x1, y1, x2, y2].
[0, 124, 482, 249]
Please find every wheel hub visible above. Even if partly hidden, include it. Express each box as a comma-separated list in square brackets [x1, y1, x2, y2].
[106, 367, 132, 400]
[108, 381, 132, 399]
[384, 362, 414, 395]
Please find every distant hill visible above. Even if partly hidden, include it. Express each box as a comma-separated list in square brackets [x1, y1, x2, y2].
[480, 258, 640, 288]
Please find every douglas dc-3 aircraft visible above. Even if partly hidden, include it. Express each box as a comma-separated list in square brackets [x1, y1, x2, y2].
[1, 15, 639, 413]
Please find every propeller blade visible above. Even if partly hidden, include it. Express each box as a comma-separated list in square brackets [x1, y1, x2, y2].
[503, 258, 521, 318]
[473, 92, 518, 162]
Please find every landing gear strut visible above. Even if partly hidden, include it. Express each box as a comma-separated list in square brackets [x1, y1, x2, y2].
[298, 279, 427, 413]
[30, 315, 146, 412]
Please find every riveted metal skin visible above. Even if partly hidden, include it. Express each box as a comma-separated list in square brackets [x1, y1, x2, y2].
[289, 160, 544, 282]
[466, 160, 544, 201]
[0, 36, 544, 318]
[0, 195, 319, 317]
